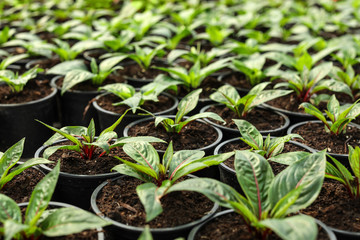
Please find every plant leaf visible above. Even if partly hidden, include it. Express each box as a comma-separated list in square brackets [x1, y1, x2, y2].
[0, 138, 24, 182]
[61, 69, 95, 94]
[0, 194, 21, 223]
[234, 119, 263, 150]
[3, 219, 28, 240]
[47, 60, 87, 75]
[175, 88, 202, 123]
[349, 146, 360, 179]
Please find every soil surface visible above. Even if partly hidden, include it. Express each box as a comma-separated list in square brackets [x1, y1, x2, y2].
[0, 79, 53, 104]
[96, 176, 214, 228]
[45, 140, 131, 175]
[220, 140, 308, 175]
[290, 122, 360, 154]
[96, 93, 174, 114]
[194, 211, 332, 240]
[27, 57, 61, 71]
[126, 120, 218, 151]
[119, 61, 168, 80]
[300, 180, 360, 233]
[205, 105, 286, 131]
[0, 167, 44, 203]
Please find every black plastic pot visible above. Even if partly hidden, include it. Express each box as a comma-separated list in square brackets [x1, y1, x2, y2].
[35, 139, 120, 210]
[328, 226, 360, 240]
[200, 104, 290, 140]
[287, 120, 358, 164]
[91, 175, 219, 240]
[18, 201, 105, 240]
[262, 102, 317, 125]
[51, 75, 100, 128]
[187, 209, 337, 240]
[213, 137, 315, 193]
[123, 115, 223, 179]
[0, 84, 58, 157]
[93, 92, 178, 136]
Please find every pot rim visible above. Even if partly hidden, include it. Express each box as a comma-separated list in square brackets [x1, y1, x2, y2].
[50, 75, 103, 95]
[199, 104, 290, 135]
[123, 115, 223, 153]
[35, 138, 120, 179]
[92, 91, 179, 117]
[0, 81, 57, 107]
[90, 175, 219, 234]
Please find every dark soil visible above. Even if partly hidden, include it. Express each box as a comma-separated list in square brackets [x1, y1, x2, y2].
[174, 76, 224, 99]
[300, 180, 360, 233]
[0, 167, 44, 203]
[55, 73, 125, 92]
[127, 120, 218, 151]
[205, 105, 286, 131]
[194, 211, 332, 240]
[27, 57, 61, 71]
[96, 93, 174, 114]
[45, 140, 131, 175]
[290, 122, 360, 154]
[0, 79, 53, 104]
[96, 176, 214, 228]
[220, 140, 308, 175]
[119, 61, 168, 80]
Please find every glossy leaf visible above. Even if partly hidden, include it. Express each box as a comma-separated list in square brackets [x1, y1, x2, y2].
[175, 89, 202, 123]
[268, 151, 326, 215]
[25, 162, 60, 226]
[349, 146, 360, 179]
[40, 208, 109, 237]
[168, 150, 204, 180]
[0, 194, 21, 223]
[3, 219, 27, 240]
[112, 163, 154, 182]
[269, 152, 311, 166]
[234, 151, 273, 218]
[47, 60, 87, 75]
[61, 69, 95, 94]
[0, 138, 24, 182]
[98, 83, 135, 100]
[234, 119, 262, 150]
[258, 215, 317, 240]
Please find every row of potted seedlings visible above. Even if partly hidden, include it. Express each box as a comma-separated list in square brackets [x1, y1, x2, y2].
[1, 0, 360, 239]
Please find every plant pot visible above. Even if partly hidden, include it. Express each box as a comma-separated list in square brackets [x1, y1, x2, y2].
[123, 115, 223, 178]
[25, 57, 61, 79]
[93, 92, 178, 136]
[35, 138, 120, 209]
[18, 201, 105, 240]
[91, 175, 219, 240]
[287, 120, 360, 165]
[0, 83, 58, 157]
[51, 75, 100, 127]
[200, 104, 290, 140]
[187, 209, 337, 240]
[213, 137, 315, 193]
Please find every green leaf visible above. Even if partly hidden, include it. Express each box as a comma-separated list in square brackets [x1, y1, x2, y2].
[25, 161, 60, 226]
[210, 84, 240, 111]
[300, 103, 328, 124]
[42, 145, 81, 159]
[312, 79, 353, 98]
[0, 194, 21, 223]
[43, 126, 87, 146]
[138, 225, 153, 240]
[0, 158, 52, 189]
[123, 142, 160, 175]
[40, 208, 109, 237]
[0, 54, 29, 70]
[3, 219, 28, 240]
[258, 215, 317, 240]
[0, 138, 24, 182]
[168, 149, 204, 179]
[98, 83, 135, 100]
[270, 187, 303, 218]
[234, 119, 262, 150]
[349, 146, 360, 179]
[234, 151, 273, 218]
[175, 89, 202, 123]
[269, 152, 311, 166]
[137, 181, 171, 222]
[268, 151, 326, 215]
[61, 69, 95, 94]
[111, 136, 166, 148]
[112, 163, 153, 182]
[249, 89, 292, 110]
[47, 60, 87, 75]
[99, 55, 127, 72]
[326, 95, 339, 122]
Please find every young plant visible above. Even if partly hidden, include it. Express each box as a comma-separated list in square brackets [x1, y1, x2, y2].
[195, 24, 233, 47]
[103, 30, 135, 52]
[98, 75, 180, 114]
[326, 146, 360, 199]
[231, 54, 281, 86]
[127, 44, 165, 70]
[300, 95, 360, 136]
[0, 138, 51, 191]
[234, 119, 308, 162]
[112, 141, 234, 221]
[0, 67, 42, 93]
[170, 150, 327, 240]
[37, 112, 164, 161]
[330, 65, 360, 100]
[274, 62, 353, 104]
[0, 26, 15, 46]
[155, 89, 225, 133]
[156, 57, 231, 91]
[209, 82, 291, 118]
[60, 56, 126, 94]
[50, 38, 104, 62]
[167, 45, 231, 67]
[0, 162, 110, 240]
